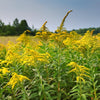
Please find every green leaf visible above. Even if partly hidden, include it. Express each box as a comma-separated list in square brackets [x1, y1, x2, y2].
[70, 89, 79, 93]
[82, 94, 87, 100]
[77, 98, 81, 100]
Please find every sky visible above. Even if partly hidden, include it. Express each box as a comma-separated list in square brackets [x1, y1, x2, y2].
[0, 0, 100, 32]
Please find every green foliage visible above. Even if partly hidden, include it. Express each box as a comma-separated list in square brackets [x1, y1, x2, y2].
[0, 19, 37, 36]
[70, 27, 100, 35]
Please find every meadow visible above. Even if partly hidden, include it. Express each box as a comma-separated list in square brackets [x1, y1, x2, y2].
[0, 36, 18, 45]
[0, 11, 100, 100]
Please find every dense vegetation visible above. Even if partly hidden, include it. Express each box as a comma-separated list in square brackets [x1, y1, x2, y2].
[0, 10, 100, 100]
[0, 18, 37, 36]
[70, 27, 100, 35]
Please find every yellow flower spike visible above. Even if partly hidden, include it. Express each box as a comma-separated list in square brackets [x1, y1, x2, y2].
[68, 68, 76, 73]
[80, 74, 91, 78]
[1, 67, 10, 75]
[59, 10, 72, 32]
[68, 62, 90, 83]
[38, 41, 43, 46]
[67, 62, 78, 67]
[45, 52, 51, 58]
[78, 76, 85, 83]
[0, 60, 7, 65]
[40, 21, 47, 31]
[76, 76, 80, 82]
[27, 30, 30, 32]
[0, 67, 10, 75]
[80, 66, 89, 70]
[18, 75, 30, 82]
[5, 72, 30, 89]
[36, 32, 41, 35]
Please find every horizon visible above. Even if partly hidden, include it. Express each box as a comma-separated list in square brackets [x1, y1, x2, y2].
[1, 17, 100, 32]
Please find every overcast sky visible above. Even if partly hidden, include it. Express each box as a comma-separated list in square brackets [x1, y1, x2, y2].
[0, 0, 100, 32]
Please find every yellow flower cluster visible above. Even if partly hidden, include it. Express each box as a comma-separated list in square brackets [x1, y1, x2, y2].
[35, 21, 100, 54]
[0, 43, 6, 59]
[0, 67, 10, 77]
[0, 50, 21, 66]
[5, 72, 30, 89]
[21, 48, 50, 66]
[16, 32, 30, 45]
[34, 10, 100, 55]
[63, 30, 100, 54]
[63, 31, 81, 46]
[75, 31, 99, 52]
[0, 30, 51, 67]
[67, 62, 90, 83]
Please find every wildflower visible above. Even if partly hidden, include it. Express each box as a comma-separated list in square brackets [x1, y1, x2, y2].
[16, 31, 30, 45]
[67, 62, 90, 83]
[0, 67, 10, 75]
[67, 62, 77, 67]
[38, 41, 43, 46]
[56, 10, 72, 32]
[5, 72, 30, 89]
[74, 30, 99, 53]
[25, 30, 31, 33]
[40, 21, 47, 31]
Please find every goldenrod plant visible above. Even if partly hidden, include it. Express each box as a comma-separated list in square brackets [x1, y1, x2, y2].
[0, 10, 99, 100]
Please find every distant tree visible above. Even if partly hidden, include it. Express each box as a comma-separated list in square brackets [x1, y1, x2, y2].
[0, 20, 5, 33]
[12, 18, 20, 35]
[70, 27, 100, 35]
[0, 19, 38, 36]
[20, 19, 30, 30]
[18, 19, 31, 35]
[13, 18, 19, 27]
[0, 20, 4, 27]
[31, 29, 38, 36]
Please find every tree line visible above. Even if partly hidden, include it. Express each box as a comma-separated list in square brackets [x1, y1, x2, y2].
[69, 27, 100, 35]
[0, 18, 37, 36]
[0, 18, 100, 36]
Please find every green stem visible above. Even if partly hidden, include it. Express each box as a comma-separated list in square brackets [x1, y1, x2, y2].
[37, 68, 46, 100]
[12, 89, 17, 100]
[79, 80, 82, 100]
[45, 65, 49, 84]
[93, 79, 98, 100]
[57, 47, 61, 100]
[57, 81, 61, 100]
[21, 82, 29, 100]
